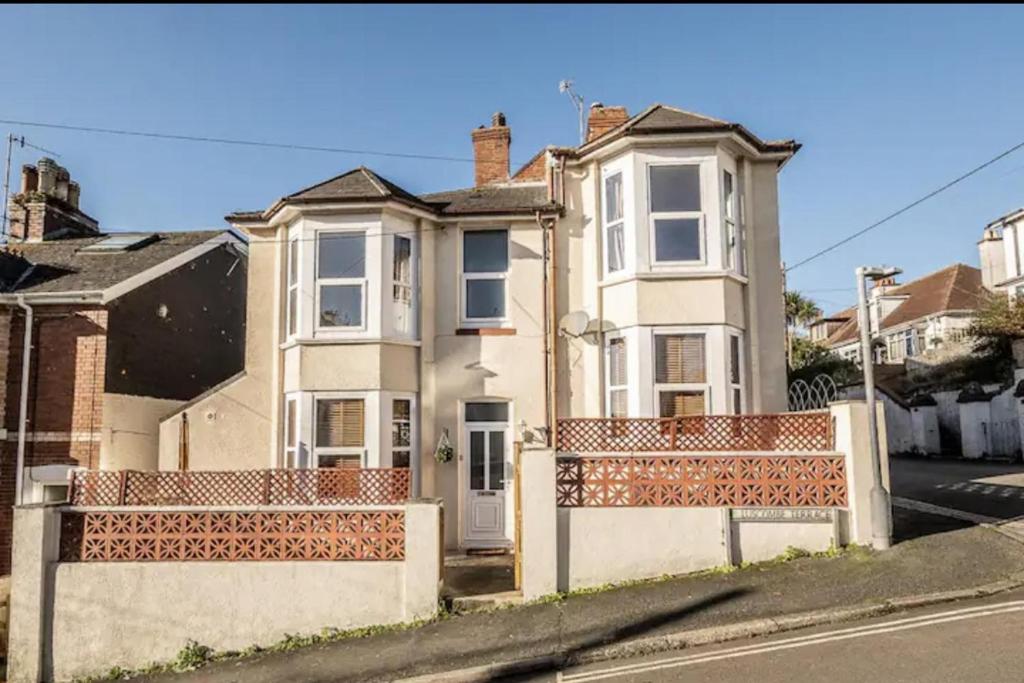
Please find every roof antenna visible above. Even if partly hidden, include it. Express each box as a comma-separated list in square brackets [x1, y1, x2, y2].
[559, 79, 585, 145]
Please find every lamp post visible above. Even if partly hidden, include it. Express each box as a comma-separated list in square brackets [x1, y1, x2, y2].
[856, 265, 900, 550]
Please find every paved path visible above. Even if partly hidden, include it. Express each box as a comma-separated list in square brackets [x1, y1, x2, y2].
[550, 589, 1024, 682]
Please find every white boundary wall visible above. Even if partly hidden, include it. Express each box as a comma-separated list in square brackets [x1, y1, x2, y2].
[9, 500, 443, 683]
[521, 401, 888, 597]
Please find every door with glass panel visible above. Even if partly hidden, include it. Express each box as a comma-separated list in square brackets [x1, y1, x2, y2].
[463, 402, 511, 546]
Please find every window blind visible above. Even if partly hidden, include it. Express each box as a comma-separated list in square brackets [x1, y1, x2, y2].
[655, 335, 706, 383]
[608, 337, 627, 386]
[316, 399, 365, 448]
[659, 391, 705, 417]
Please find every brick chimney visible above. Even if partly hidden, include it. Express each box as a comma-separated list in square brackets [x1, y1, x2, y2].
[472, 112, 511, 186]
[587, 103, 629, 142]
[7, 158, 99, 241]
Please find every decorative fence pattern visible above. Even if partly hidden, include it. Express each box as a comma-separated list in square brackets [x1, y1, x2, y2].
[555, 455, 847, 508]
[59, 510, 406, 562]
[68, 468, 411, 507]
[557, 414, 833, 454]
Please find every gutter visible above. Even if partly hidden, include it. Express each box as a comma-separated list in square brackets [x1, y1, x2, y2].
[14, 295, 32, 506]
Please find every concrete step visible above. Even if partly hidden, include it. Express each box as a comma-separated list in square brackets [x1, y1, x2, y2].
[449, 590, 523, 614]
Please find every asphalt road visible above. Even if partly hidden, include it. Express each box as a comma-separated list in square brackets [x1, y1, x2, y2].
[889, 456, 1024, 520]
[525, 590, 1024, 683]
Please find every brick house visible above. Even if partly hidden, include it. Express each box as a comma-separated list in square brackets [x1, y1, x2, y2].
[0, 159, 247, 571]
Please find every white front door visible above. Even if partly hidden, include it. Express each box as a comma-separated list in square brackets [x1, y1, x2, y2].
[464, 424, 510, 546]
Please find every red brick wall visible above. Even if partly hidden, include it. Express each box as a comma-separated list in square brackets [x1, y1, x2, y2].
[0, 305, 107, 573]
[587, 106, 630, 142]
[472, 125, 511, 186]
[512, 151, 547, 182]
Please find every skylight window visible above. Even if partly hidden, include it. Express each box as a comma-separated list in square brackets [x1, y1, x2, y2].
[79, 233, 159, 253]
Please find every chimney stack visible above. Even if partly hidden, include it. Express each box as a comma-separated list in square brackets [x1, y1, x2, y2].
[7, 157, 98, 241]
[20, 165, 38, 194]
[471, 112, 511, 186]
[586, 103, 629, 142]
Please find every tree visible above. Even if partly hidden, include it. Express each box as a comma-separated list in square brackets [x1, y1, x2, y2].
[788, 336, 860, 386]
[784, 290, 823, 368]
[968, 294, 1024, 362]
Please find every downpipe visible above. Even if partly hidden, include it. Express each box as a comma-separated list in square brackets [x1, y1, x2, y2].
[15, 295, 32, 506]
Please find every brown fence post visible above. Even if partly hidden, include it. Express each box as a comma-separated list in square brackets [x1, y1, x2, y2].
[513, 442, 523, 591]
[262, 470, 271, 505]
[117, 471, 129, 506]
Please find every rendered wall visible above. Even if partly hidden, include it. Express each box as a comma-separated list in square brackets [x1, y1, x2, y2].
[556, 506, 726, 591]
[8, 501, 442, 683]
[100, 393, 183, 471]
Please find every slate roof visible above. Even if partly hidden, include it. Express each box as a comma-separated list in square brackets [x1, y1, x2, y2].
[823, 263, 986, 346]
[578, 104, 800, 157]
[0, 230, 228, 295]
[419, 183, 555, 216]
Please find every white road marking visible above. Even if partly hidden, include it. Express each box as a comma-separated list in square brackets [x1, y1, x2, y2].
[891, 496, 999, 524]
[562, 601, 1024, 682]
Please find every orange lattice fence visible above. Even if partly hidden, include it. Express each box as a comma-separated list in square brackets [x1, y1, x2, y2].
[68, 468, 411, 507]
[555, 455, 847, 508]
[59, 510, 406, 562]
[556, 414, 833, 453]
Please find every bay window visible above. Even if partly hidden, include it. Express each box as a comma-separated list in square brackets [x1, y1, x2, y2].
[314, 397, 365, 468]
[317, 231, 366, 329]
[604, 172, 625, 274]
[654, 333, 708, 417]
[649, 165, 704, 264]
[462, 229, 509, 323]
[605, 336, 628, 418]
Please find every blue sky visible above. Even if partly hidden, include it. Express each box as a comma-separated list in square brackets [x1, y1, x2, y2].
[2, 4, 1023, 310]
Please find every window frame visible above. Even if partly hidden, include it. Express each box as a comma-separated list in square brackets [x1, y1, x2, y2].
[652, 330, 710, 417]
[722, 168, 745, 275]
[393, 234, 413, 304]
[728, 332, 745, 415]
[460, 227, 510, 326]
[391, 396, 414, 469]
[602, 170, 626, 276]
[283, 394, 303, 468]
[286, 236, 300, 339]
[604, 334, 629, 418]
[646, 162, 707, 267]
[312, 395, 367, 468]
[314, 228, 368, 333]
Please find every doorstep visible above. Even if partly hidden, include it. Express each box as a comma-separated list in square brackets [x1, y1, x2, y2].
[450, 590, 524, 614]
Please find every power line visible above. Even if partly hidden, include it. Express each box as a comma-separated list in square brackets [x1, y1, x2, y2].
[785, 137, 1024, 273]
[0, 116, 527, 167]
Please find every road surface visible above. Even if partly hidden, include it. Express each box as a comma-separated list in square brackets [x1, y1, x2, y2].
[532, 590, 1024, 682]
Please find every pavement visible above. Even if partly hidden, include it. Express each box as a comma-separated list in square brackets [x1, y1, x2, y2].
[142, 509, 1024, 683]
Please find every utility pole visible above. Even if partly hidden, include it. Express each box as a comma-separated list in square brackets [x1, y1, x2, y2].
[2, 134, 24, 241]
[855, 265, 899, 550]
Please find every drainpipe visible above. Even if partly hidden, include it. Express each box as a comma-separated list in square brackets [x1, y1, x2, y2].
[15, 295, 33, 506]
[539, 211, 552, 447]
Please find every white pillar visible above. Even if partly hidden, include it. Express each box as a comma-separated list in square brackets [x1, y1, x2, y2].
[403, 499, 443, 621]
[8, 505, 61, 683]
[958, 389, 992, 459]
[520, 446, 557, 601]
[830, 401, 890, 547]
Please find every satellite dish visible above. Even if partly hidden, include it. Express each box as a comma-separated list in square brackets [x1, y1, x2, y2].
[559, 311, 590, 337]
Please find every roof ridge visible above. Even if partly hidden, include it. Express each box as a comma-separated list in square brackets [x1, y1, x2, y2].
[358, 167, 391, 197]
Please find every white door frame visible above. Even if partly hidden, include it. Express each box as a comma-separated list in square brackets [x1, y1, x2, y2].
[459, 400, 514, 549]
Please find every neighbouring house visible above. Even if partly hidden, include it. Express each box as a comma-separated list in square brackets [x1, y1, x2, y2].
[978, 207, 1024, 300]
[158, 103, 798, 550]
[0, 158, 247, 572]
[808, 263, 986, 366]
